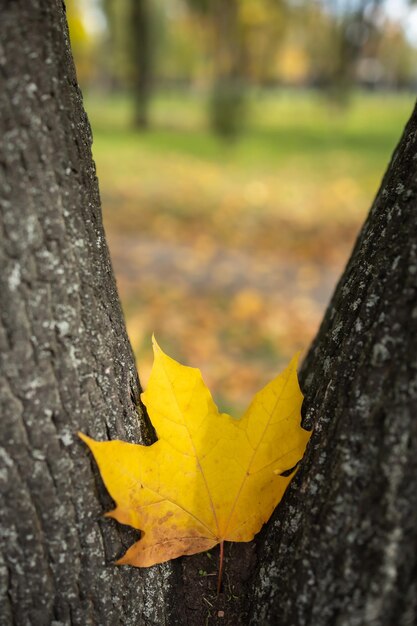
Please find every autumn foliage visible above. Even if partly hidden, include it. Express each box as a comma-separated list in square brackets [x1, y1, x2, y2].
[80, 338, 311, 569]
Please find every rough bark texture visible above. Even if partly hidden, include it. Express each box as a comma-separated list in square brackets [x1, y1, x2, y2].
[250, 104, 417, 625]
[0, 2, 180, 624]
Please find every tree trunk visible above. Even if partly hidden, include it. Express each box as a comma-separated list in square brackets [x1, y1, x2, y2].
[249, 105, 417, 625]
[0, 1, 179, 624]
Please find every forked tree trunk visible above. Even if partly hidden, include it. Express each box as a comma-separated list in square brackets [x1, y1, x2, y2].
[0, 1, 179, 624]
[1, 2, 416, 626]
[250, 106, 417, 625]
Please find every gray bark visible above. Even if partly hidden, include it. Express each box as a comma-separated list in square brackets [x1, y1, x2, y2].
[0, 1, 179, 624]
[250, 105, 417, 625]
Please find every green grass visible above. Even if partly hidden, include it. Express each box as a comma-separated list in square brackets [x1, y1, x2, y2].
[85, 89, 415, 216]
[86, 88, 414, 162]
[82, 88, 416, 411]
[85, 88, 415, 240]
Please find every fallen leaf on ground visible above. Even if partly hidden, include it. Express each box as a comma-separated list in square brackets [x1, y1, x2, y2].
[79, 337, 311, 570]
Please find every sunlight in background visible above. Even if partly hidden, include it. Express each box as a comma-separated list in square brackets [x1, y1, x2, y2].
[385, 0, 417, 44]
[67, 0, 416, 412]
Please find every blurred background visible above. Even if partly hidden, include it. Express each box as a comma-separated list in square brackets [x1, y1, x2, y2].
[67, 0, 416, 413]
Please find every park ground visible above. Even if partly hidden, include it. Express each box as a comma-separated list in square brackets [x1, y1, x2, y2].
[86, 89, 415, 415]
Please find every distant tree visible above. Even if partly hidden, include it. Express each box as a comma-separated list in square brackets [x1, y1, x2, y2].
[208, 0, 247, 137]
[317, 0, 416, 99]
[326, 0, 383, 102]
[186, 0, 247, 137]
[129, 0, 153, 128]
[99, 0, 119, 89]
[97, 0, 154, 128]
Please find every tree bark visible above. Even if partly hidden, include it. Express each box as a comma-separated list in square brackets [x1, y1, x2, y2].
[249, 105, 417, 624]
[0, 2, 180, 624]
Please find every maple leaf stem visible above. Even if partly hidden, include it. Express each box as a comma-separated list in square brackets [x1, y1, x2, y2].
[217, 540, 225, 595]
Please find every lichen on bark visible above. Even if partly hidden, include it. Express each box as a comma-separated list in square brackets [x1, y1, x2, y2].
[249, 103, 417, 626]
[0, 1, 179, 624]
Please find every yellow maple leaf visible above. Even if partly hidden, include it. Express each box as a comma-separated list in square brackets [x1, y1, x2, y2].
[79, 338, 311, 572]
